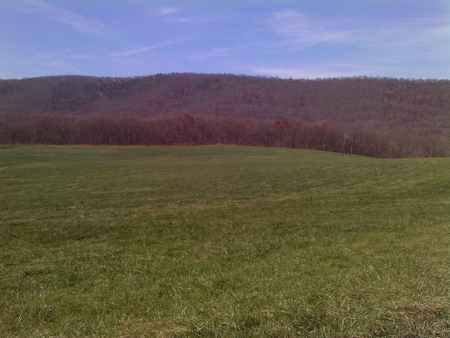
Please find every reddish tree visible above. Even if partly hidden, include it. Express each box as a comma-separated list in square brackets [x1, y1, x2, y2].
[179, 114, 194, 123]
[273, 120, 289, 129]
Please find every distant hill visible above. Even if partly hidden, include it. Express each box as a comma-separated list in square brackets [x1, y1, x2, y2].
[1, 73, 449, 134]
[1, 73, 450, 157]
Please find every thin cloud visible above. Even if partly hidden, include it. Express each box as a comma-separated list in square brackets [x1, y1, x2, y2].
[111, 40, 185, 57]
[35, 49, 99, 60]
[19, 0, 118, 39]
[266, 9, 450, 66]
[31, 51, 83, 74]
[269, 10, 353, 48]
[400, 20, 448, 51]
[157, 7, 180, 15]
[350, 17, 450, 62]
[267, 10, 449, 51]
[191, 48, 232, 60]
[145, 5, 234, 22]
[163, 14, 235, 23]
[146, 6, 184, 16]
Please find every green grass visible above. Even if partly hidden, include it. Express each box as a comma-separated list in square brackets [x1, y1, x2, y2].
[1, 145, 449, 337]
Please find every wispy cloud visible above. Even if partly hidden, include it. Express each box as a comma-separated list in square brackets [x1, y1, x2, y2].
[388, 19, 448, 55]
[268, 10, 449, 50]
[19, 0, 118, 39]
[265, 9, 450, 64]
[268, 10, 354, 48]
[163, 15, 235, 23]
[341, 17, 450, 65]
[157, 7, 180, 15]
[146, 6, 184, 16]
[31, 50, 84, 74]
[111, 40, 185, 57]
[191, 48, 232, 60]
[35, 50, 99, 61]
[146, 5, 233, 23]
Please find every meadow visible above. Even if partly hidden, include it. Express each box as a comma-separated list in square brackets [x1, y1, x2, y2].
[0, 145, 449, 337]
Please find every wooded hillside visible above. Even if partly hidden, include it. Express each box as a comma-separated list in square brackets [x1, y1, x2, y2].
[1, 73, 449, 157]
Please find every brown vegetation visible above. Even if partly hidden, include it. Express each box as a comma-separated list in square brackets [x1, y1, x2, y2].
[1, 73, 449, 157]
[1, 114, 448, 158]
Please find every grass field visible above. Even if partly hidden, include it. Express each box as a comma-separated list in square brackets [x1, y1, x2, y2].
[0, 145, 449, 337]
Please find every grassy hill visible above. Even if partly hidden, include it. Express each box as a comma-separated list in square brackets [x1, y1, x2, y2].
[1, 145, 449, 337]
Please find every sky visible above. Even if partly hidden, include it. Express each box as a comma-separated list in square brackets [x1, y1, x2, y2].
[1, 0, 449, 80]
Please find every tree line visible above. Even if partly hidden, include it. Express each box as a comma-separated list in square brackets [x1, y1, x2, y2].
[1, 113, 448, 158]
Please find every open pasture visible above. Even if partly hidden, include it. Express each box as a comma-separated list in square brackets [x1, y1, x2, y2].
[0, 145, 449, 337]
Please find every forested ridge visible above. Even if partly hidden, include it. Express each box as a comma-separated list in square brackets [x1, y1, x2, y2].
[1, 73, 450, 157]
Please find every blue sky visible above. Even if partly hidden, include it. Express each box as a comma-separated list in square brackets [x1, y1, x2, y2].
[1, 0, 449, 80]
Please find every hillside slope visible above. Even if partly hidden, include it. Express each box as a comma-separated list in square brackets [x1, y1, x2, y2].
[1, 74, 449, 133]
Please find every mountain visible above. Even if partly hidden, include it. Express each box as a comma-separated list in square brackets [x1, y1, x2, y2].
[1, 73, 449, 134]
